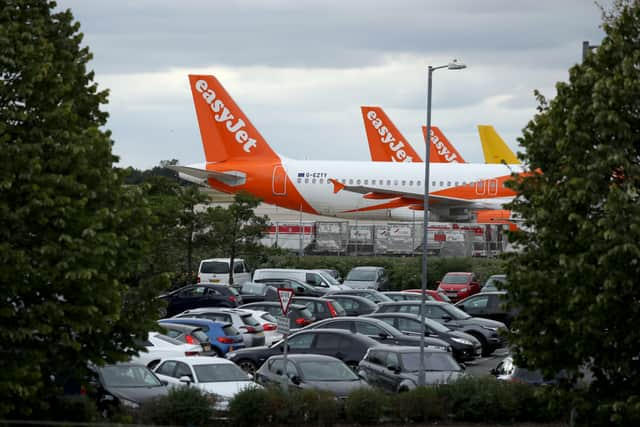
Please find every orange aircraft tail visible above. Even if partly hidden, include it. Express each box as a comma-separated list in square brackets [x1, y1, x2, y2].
[361, 106, 422, 163]
[188, 75, 280, 163]
[421, 126, 466, 163]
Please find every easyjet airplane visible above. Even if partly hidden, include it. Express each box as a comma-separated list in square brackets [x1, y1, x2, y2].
[478, 125, 520, 165]
[173, 75, 523, 222]
[360, 106, 465, 164]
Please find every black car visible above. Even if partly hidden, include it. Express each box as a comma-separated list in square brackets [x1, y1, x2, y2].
[238, 302, 316, 329]
[226, 329, 379, 374]
[158, 284, 241, 317]
[358, 346, 464, 392]
[455, 291, 518, 327]
[90, 364, 169, 414]
[255, 354, 369, 398]
[324, 294, 378, 316]
[305, 317, 451, 353]
[292, 296, 347, 320]
[365, 313, 482, 361]
[156, 322, 213, 355]
[374, 301, 506, 356]
[325, 289, 393, 304]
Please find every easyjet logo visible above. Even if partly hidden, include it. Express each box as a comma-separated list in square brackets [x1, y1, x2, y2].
[366, 110, 414, 162]
[195, 79, 257, 153]
[429, 130, 458, 163]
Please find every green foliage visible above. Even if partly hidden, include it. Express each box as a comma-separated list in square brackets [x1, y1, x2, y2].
[0, 0, 167, 417]
[504, 2, 640, 424]
[390, 386, 444, 423]
[261, 254, 505, 289]
[137, 386, 214, 427]
[343, 387, 389, 425]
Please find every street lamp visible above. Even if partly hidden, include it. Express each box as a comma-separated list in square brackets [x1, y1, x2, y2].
[418, 60, 466, 387]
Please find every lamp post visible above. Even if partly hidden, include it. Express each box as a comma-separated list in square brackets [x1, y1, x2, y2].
[419, 60, 466, 387]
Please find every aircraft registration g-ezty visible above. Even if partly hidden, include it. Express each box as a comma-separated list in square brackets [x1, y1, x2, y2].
[173, 74, 523, 223]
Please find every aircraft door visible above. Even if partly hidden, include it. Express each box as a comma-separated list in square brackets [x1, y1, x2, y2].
[272, 165, 287, 196]
[488, 179, 498, 196]
[475, 180, 486, 196]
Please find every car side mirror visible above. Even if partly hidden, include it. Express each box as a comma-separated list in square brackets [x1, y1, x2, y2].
[387, 363, 400, 374]
[378, 332, 389, 340]
[179, 375, 193, 384]
[459, 363, 466, 371]
[160, 380, 168, 386]
[290, 375, 301, 385]
[297, 286, 305, 293]
[442, 315, 452, 322]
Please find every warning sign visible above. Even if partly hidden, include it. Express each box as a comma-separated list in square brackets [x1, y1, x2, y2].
[277, 288, 295, 315]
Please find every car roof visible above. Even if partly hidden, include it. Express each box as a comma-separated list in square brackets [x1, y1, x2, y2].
[325, 294, 374, 302]
[292, 296, 332, 302]
[157, 322, 203, 332]
[180, 307, 250, 315]
[350, 266, 384, 271]
[378, 300, 445, 306]
[443, 272, 473, 276]
[367, 312, 422, 320]
[369, 344, 447, 354]
[266, 354, 344, 362]
[239, 302, 307, 310]
[293, 328, 377, 343]
[157, 356, 236, 365]
[159, 318, 233, 328]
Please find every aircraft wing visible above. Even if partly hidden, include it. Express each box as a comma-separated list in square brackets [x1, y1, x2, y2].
[167, 164, 246, 186]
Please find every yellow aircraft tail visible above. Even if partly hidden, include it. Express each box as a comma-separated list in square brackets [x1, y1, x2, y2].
[477, 125, 520, 164]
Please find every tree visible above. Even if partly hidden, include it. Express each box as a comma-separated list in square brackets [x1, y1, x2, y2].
[200, 192, 269, 286]
[0, 0, 167, 417]
[505, 2, 640, 424]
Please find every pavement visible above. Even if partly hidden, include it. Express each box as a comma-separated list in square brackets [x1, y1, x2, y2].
[463, 347, 510, 377]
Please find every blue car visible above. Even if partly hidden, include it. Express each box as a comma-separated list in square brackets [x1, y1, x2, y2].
[158, 318, 245, 356]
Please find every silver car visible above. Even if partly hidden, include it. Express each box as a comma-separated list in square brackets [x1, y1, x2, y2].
[173, 308, 265, 347]
[343, 266, 390, 291]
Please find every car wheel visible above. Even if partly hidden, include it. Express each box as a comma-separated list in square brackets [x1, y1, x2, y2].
[238, 359, 258, 375]
[468, 332, 491, 357]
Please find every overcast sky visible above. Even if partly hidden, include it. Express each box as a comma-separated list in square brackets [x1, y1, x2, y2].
[58, 0, 608, 170]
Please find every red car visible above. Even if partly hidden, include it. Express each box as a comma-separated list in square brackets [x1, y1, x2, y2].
[436, 272, 481, 302]
[402, 289, 452, 303]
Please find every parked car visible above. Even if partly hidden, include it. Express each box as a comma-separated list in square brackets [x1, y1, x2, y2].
[343, 266, 390, 290]
[305, 317, 451, 352]
[324, 294, 378, 316]
[373, 301, 506, 356]
[252, 268, 346, 292]
[403, 289, 452, 303]
[197, 258, 251, 285]
[491, 356, 558, 385]
[238, 302, 316, 329]
[455, 291, 517, 327]
[130, 332, 202, 368]
[173, 308, 265, 347]
[252, 278, 326, 298]
[436, 272, 481, 302]
[317, 269, 343, 283]
[325, 289, 393, 304]
[365, 313, 482, 361]
[291, 296, 347, 320]
[158, 284, 241, 317]
[255, 354, 369, 398]
[157, 322, 214, 355]
[158, 318, 244, 356]
[383, 291, 433, 302]
[152, 356, 258, 410]
[226, 329, 379, 374]
[236, 309, 283, 346]
[358, 346, 464, 392]
[90, 363, 169, 415]
[481, 274, 508, 292]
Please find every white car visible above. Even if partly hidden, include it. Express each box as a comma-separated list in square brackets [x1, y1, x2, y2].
[130, 332, 202, 368]
[237, 309, 283, 346]
[152, 356, 261, 410]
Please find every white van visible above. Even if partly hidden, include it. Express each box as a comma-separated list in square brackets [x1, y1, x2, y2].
[197, 258, 251, 286]
[252, 268, 347, 292]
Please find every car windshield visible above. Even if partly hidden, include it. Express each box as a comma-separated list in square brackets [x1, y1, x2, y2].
[424, 317, 451, 333]
[241, 314, 261, 327]
[441, 304, 472, 320]
[100, 366, 162, 388]
[241, 282, 267, 296]
[201, 261, 229, 274]
[442, 275, 470, 285]
[316, 271, 341, 286]
[298, 361, 359, 381]
[401, 352, 462, 372]
[346, 270, 377, 281]
[193, 363, 250, 382]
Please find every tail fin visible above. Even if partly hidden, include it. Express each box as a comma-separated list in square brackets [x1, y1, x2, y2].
[477, 125, 519, 164]
[361, 106, 422, 162]
[421, 126, 466, 163]
[189, 75, 279, 163]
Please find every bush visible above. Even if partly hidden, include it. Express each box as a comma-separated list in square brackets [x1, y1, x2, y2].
[390, 386, 444, 423]
[344, 387, 389, 425]
[137, 386, 214, 427]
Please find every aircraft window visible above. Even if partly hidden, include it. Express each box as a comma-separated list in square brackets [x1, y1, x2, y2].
[319, 179, 324, 184]
[409, 180, 413, 186]
[349, 179, 353, 185]
[297, 178, 302, 184]
[401, 180, 406, 186]
[439, 181, 444, 187]
[417, 181, 421, 186]
[356, 179, 361, 185]
[455, 181, 459, 186]
[394, 180, 398, 186]
[469, 182, 474, 188]
[447, 181, 451, 186]
[490, 181, 496, 189]
[341, 179, 346, 184]
[305, 178, 309, 184]
[312, 178, 316, 184]
[387, 180, 391, 186]
[372, 180, 376, 185]
[364, 180, 368, 185]
[432, 181, 436, 187]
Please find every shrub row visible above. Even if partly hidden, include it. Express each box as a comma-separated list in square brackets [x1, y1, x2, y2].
[226, 377, 568, 426]
[259, 254, 506, 290]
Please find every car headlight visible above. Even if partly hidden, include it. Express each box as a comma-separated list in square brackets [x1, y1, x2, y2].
[460, 287, 468, 293]
[226, 352, 237, 359]
[481, 325, 498, 332]
[451, 337, 473, 346]
[426, 345, 449, 352]
[120, 399, 140, 409]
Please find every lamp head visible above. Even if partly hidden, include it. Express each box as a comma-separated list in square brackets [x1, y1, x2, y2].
[447, 59, 466, 70]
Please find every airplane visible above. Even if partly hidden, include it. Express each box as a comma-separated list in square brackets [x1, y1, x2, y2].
[173, 74, 523, 222]
[477, 125, 520, 165]
[360, 106, 465, 164]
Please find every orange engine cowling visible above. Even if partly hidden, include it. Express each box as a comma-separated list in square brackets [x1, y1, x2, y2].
[475, 209, 518, 231]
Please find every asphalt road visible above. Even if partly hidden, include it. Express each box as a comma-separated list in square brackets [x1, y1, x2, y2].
[464, 347, 510, 377]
